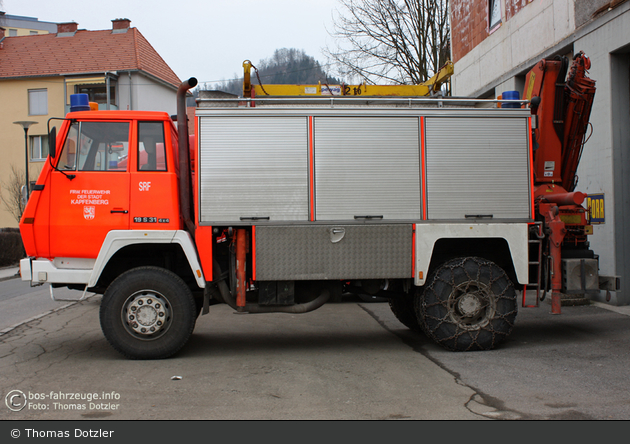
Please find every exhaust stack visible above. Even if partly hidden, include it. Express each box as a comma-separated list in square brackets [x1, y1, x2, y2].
[176, 77, 198, 237]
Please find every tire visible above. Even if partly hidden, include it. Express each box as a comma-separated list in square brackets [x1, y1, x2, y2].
[100, 267, 197, 359]
[416, 257, 517, 351]
[388, 295, 421, 332]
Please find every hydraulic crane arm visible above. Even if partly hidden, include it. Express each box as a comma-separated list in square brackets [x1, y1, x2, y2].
[242, 60, 454, 97]
[525, 52, 598, 315]
[525, 52, 596, 191]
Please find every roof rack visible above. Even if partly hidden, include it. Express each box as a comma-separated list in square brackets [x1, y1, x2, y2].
[196, 92, 528, 109]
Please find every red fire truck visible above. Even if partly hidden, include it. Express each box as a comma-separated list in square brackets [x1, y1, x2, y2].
[19, 53, 615, 359]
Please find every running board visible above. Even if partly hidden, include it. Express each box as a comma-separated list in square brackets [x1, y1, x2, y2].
[50, 285, 91, 302]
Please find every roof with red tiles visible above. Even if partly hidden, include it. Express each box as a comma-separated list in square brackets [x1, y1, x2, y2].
[0, 26, 181, 88]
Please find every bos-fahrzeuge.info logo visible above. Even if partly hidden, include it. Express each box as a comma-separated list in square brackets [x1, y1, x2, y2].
[5, 390, 27, 412]
[5, 389, 121, 412]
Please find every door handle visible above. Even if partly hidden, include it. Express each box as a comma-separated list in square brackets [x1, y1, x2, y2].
[111, 209, 129, 214]
[330, 227, 346, 243]
[354, 215, 383, 220]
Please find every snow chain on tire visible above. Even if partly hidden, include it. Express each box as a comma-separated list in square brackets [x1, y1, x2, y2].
[416, 257, 517, 351]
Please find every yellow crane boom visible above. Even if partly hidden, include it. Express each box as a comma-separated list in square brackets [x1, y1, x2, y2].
[242, 60, 454, 97]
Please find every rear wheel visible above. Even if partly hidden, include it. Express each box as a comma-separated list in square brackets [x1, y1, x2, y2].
[100, 267, 196, 359]
[388, 295, 421, 332]
[416, 257, 517, 351]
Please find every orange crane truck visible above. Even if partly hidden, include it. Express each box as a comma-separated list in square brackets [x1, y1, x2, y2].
[18, 53, 615, 359]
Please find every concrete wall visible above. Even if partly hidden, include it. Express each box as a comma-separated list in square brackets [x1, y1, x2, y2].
[575, 0, 612, 28]
[452, 0, 575, 97]
[610, 50, 630, 305]
[573, 9, 630, 305]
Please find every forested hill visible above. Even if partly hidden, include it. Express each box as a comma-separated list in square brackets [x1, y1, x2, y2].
[206, 48, 341, 96]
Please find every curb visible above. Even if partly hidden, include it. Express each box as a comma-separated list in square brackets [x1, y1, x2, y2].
[0, 264, 20, 282]
[592, 301, 630, 317]
[0, 293, 98, 337]
[0, 272, 20, 283]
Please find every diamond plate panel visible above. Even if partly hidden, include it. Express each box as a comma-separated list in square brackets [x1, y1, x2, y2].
[255, 224, 413, 280]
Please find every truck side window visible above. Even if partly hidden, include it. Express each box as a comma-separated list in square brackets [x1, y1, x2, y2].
[59, 122, 79, 170]
[75, 122, 129, 172]
[138, 122, 167, 171]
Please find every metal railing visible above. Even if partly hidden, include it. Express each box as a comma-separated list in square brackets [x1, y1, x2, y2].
[197, 95, 529, 109]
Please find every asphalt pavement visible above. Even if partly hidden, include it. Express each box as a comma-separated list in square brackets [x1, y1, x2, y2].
[1, 268, 629, 421]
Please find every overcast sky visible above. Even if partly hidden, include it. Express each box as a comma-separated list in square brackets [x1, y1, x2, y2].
[4, 0, 340, 86]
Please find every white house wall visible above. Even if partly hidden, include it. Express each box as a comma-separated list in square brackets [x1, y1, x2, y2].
[117, 72, 177, 115]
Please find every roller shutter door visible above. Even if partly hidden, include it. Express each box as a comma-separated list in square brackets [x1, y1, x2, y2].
[314, 117, 421, 220]
[198, 116, 309, 223]
[425, 117, 531, 220]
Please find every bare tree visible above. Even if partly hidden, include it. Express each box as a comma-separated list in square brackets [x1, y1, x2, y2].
[1, 164, 26, 224]
[325, 0, 450, 85]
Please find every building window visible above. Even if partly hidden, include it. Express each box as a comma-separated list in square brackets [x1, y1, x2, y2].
[28, 89, 48, 116]
[75, 84, 116, 107]
[30, 135, 49, 161]
[489, 0, 502, 30]
[30, 31, 39, 35]
[8, 29, 17, 36]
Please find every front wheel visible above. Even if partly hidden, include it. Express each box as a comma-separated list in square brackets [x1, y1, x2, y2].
[416, 257, 517, 351]
[100, 267, 197, 359]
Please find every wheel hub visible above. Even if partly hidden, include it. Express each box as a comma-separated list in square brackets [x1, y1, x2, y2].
[123, 292, 171, 338]
[458, 293, 482, 316]
[448, 282, 496, 330]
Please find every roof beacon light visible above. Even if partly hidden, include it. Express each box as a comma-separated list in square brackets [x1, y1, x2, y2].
[70, 94, 90, 112]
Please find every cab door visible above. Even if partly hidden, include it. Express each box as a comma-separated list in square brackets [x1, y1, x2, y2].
[49, 120, 131, 258]
[129, 121, 180, 231]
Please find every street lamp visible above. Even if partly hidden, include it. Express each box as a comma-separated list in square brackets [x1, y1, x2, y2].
[13, 121, 38, 201]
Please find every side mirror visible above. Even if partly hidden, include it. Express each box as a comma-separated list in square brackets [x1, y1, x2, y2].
[49, 126, 57, 158]
[21, 185, 27, 207]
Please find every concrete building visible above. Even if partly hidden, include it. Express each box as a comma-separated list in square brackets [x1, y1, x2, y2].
[0, 18, 181, 228]
[449, 0, 630, 305]
[0, 11, 57, 36]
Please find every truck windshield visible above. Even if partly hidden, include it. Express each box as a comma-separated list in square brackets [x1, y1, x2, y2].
[58, 121, 130, 172]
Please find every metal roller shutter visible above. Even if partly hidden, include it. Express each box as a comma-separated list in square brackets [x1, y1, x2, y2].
[425, 117, 531, 220]
[314, 117, 421, 220]
[198, 116, 309, 223]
